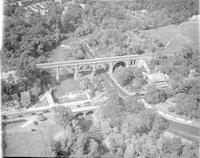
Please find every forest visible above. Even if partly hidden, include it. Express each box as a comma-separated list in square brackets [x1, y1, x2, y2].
[2, 0, 199, 107]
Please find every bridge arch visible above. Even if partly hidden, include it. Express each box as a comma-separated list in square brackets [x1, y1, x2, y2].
[78, 65, 93, 71]
[74, 112, 84, 118]
[113, 61, 126, 72]
[85, 111, 94, 116]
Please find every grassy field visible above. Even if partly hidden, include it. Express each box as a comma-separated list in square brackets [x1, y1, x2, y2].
[141, 19, 199, 49]
[47, 38, 80, 62]
[5, 131, 52, 157]
[4, 113, 62, 157]
[54, 78, 82, 96]
[58, 93, 88, 104]
[4, 110, 96, 157]
[47, 35, 91, 63]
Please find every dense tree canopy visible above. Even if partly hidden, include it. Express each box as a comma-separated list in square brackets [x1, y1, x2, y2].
[96, 89, 198, 158]
[61, 2, 85, 33]
[54, 106, 73, 129]
[145, 85, 168, 104]
[113, 66, 147, 91]
[150, 44, 200, 78]
[2, 1, 66, 105]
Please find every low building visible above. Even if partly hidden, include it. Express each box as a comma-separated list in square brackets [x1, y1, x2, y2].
[146, 71, 169, 89]
[1, 71, 19, 84]
[24, 1, 51, 17]
[21, 91, 31, 108]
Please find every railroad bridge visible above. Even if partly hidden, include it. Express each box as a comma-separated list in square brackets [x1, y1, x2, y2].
[36, 54, 151, 82]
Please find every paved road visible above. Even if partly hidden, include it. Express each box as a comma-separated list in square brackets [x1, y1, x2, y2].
[98, 69, 127, 97]
[168, 120, 200, 144]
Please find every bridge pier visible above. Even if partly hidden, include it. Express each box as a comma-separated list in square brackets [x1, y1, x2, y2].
[135, 59, 142, 68]
[74, 65, 79, 80]
[92, 112, 98, 126]
[126, 60, 131, 68]
[56, 67, 60, 84]
[108, 61, 114, 74]
[91, 63, 96, 80]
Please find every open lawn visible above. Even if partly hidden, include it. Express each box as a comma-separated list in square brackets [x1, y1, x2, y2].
[47, 38, 81, 63]
[141, 19, 199, 49]
[4, 131, 53, 157]
[4, 113, 62, 157]
[55, 78, 81, 96]
[58, 93, 88, 104]
[47, 45, 72, 62]
[3, 110, 97, 157]
[47, 34, 92, 63]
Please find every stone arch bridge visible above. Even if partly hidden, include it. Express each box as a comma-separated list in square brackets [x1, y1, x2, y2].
[36, 54, 151, 82]
[70, 105, 100, 118]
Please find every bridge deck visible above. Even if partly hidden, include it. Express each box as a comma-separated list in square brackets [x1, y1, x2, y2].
[36, 54, 150, 69]
[71, 105, 100, 113]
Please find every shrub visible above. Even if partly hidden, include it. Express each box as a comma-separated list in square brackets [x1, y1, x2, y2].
[33, 121, 38, 125]
[38, 113, 43, 116]
[54, 106, 73, 129]
[174, 95, 200, 119]
[175, 104, 184, 115]
[145, 87, 167, 104]
[2, 115, 7, 120]
[37, 115, 47, 121]
[157, 42, 165, 47]
[43, 109, 49, 113]
[168, 106, 175, 112]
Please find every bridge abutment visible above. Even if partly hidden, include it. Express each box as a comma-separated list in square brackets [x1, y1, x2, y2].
[56, 67, 60, 84]
[91, 63, 96, 80]
[125, 60, 131, 68]
[74, 65, 79, 80]
[108, 61, 114, 74]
